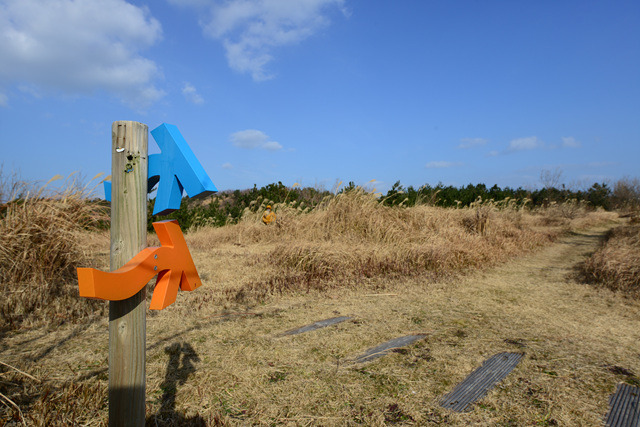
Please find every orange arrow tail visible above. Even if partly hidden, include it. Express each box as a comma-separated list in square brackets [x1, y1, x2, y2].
[78, 247, 158, 301]
[77, 220, 202, 310]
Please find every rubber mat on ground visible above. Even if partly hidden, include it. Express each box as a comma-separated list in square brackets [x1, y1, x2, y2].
[353, 334, 427, 363]
[280, 316, 351, 336]
[439, 352, 525, 412]
[605, 383, 640, 427]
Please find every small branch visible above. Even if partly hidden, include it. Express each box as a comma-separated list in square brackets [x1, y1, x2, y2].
[203, 312, 260, 319]
[0, 391, 27, 426]
[0, 361, 39, 382]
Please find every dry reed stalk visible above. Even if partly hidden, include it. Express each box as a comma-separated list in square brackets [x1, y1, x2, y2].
[185, 189, 615, 307]
[0, 361, 39, 382]
[0, 198, 632, 425]
[0, 173, 109, 331]
[0, 368, 107, 426]
[581, 222, 640, 297]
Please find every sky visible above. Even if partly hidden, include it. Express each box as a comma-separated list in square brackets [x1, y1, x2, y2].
[1, 0, 639, 196]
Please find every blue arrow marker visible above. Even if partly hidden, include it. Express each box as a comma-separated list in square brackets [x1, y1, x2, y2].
[103, 173, 162, 201]
[104, 180, 111, 200]
[104, 123, 217, 216]
[149, 123, 217, 215]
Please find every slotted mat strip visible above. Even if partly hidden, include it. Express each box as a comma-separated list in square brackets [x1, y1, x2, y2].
[439, 352, 524, 412]
[353, 334, 427, 363]
[280, 316, 351, 336]
[605, 383, 640, 427]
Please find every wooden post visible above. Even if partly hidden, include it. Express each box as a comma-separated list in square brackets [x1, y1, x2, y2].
[109, 121, 148, 426]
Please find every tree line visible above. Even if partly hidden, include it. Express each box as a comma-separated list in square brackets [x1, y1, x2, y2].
[147, 177, 640, 231]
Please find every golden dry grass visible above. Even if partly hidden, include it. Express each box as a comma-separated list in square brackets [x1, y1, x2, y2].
[185, 189, 615, 309]
[1, 186, 631, 425]
[581, 218, 640, 297]
[0, 174, 109, 332]
[2, 224, 638, 425]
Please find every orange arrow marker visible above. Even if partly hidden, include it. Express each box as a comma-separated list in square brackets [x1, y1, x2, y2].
[77, 220, 201, 310]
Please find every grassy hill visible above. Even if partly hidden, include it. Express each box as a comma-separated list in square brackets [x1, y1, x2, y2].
[1, 174, 638, 424]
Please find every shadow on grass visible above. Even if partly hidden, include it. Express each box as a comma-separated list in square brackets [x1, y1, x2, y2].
[147, 342, 205, 426]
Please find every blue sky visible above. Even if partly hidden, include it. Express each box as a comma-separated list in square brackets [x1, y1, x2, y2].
[1, 0, 638, 195]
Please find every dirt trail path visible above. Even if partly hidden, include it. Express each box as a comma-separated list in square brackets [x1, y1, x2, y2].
[2, 226, 639, 425]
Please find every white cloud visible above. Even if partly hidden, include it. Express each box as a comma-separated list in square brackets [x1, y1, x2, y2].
[222, 162, 233, 169]
[230, 129, 283, 151]
[0, 92, 7, 107]
[181, 0, 347, 81]
[262, 140, 283, 151]
[0, 0, 164, 107]
[18, 84, 42, 98]
[231, 129, 267, 148]
[562, 136, 580, 148]
[458, 138, 487, 149]
[182, 82, 204, 104]
[425, 161, 463, 169]
[508, 136, 543, 152]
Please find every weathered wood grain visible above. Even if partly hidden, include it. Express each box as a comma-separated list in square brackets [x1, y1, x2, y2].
[109, 121, 148, 426]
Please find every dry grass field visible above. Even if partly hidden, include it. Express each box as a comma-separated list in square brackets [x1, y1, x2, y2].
[581, 217, 640, 298]
[2, 183, 639, 425]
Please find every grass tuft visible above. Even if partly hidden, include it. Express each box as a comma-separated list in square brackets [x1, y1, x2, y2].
[188, 187, 615, 306]
[0, 172, 109, 332]
[580, 221, 640, 297]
